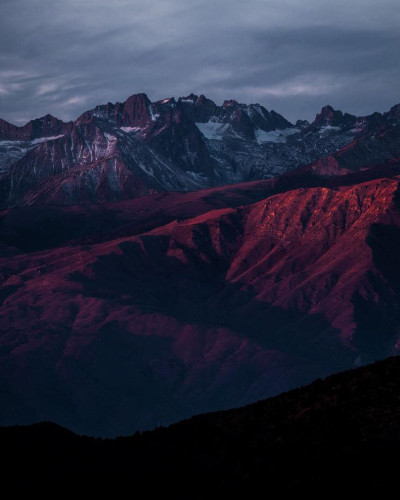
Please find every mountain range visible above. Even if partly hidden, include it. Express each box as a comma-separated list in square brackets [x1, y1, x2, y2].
[0, 93, 400, 436]
[1, 93, 399, 207]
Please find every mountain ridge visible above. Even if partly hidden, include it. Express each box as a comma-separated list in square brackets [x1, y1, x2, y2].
[1, 93, 399, 207]
[1, 166, 400, 435]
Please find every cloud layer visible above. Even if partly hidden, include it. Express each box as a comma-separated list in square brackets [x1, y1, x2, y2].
[1, 0, 399, 124]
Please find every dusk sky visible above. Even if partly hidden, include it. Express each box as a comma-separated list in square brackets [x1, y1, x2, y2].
[0, 0, 399, 125]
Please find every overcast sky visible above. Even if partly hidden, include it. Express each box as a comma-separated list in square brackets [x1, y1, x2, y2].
[0, 0, 399, 125]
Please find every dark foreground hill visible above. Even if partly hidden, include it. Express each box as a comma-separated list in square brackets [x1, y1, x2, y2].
[2, 355, 399, 496]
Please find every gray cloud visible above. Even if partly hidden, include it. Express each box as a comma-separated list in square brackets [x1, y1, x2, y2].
[0, 0, 399, 124]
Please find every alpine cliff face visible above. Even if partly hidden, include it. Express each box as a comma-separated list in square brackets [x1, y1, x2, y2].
[1, 93, 400, 437]
[1, 93, 399, 207]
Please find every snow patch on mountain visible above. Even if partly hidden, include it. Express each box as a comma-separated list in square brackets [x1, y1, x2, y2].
[196, 121, 230, 140]
[244, 104, 267, 120]
[120, 126, 143, 133]
[31, 135, 65, 144]
[0, 135, 65, 173]
[254, 128, 300, 144]
[0, 140, 28, 147]
[149, 106, 160, 122]
[319, 126, 341, 136]
[104, 133, 116, 141]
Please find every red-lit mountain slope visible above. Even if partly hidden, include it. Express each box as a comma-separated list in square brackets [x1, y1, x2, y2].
[1, 171, 399, 436]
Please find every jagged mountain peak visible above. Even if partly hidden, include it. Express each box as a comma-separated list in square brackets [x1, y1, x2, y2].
[178, 93, 199, 102]
[197, 93, 214, 104]
[5, 113, 70, 129]
[178, 93, 232, 109]
[34, 113, 64, 123]
[313, 104, 345, 127]
[123, 92, 152, 114]
[121, 92, 153, 125]
[76, 92, 155, 127]
[296, 119, 310, 129]
[0, 113, 72, 141]
[222, 99, 240, 108]
[384, 102, 400, 120]
[124, 92, 151, 103]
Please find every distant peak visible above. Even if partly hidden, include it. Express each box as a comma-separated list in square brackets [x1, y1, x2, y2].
[317, 105, 336, 120]
[296, 119, 310, 129]
[178, 94, 216, 107]
[124, 93, 151, 105]
[223, 99, 239, 108]
[35, 114, 62, 123]
[313, 105, 344, 127]
[320, 104, 335, 113]
[385, 103, 400, 119]
[179, 93, 198, 102]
